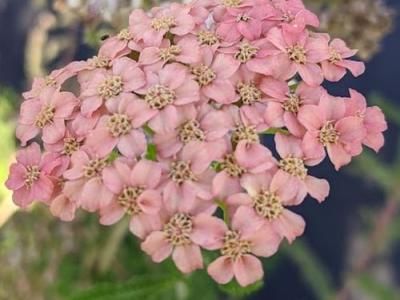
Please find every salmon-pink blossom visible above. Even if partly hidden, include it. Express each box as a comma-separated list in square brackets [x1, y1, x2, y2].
[141, 196, 221, 274]
[264, 27, 328, 86]
[345, 89, 387, 152]
[319, 35, 365, 82]
[6, 0, 386, 286]
[6, 143, 62, 208]
[262, 78, 325, 136]
[298, 93, 366, 170]
[207, 206, 282, 286]
[78, 57, 145, 116]
[17, 88, 78, 146]
[227, 172, 306, 243]
[101, 158, 163, 238]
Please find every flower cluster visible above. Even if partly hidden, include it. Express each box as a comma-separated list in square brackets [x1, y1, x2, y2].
[6, 0, 387, 287]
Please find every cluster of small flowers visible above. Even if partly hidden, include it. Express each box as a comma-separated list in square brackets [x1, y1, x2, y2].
[6, 0, 387, 287]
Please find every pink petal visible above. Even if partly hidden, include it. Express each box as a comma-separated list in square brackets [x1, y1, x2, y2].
[141, 231, 173, 263]
[172, 244, 203, 274]
[305, 175, 330, 202]
[233, 255, 263, 287]
[191, 214, 227, 250]
[208, 256, 234, 284]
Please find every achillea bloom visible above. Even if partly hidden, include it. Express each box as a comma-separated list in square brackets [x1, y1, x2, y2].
[63, 148, 113, 212]
[78, 57, 145, 116]
[153, 104, 231, 158]
[216, 3, 274, 42]
[345, 89, 387, 152]
[129, 4, 195, 47]
[6, 143, 61, 208]
[101, 159, 163, 239]
[262, 78, 324, 136]
[212, 141, 276, 199]
[85, 94, 147, 158]
[6, 0, 387, 285]
[207, 206, 281, 287]
[273, 134, 330, 203]
[16, 88, 78, 146]
[141, 198, 223, 273]
[227, 172, 305, 243]
[319, 34, 365, 82]
[298, 94, 366, 170]
[191, 52, 240, 104]
[270, 0, 319, 30]
[139, 36, 201, 69]
[160, 141, 215, 211]
[264, 27, 329, 86]
[136, 63, 200, 132]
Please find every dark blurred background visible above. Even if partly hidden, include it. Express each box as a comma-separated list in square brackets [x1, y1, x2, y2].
[0, 1, 399, 299]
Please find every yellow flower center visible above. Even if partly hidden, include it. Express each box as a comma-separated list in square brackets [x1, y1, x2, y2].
[107, 114, 132, 137]
[144, 85, 176, 110]
[279, 156, 307, 180]
[169, 161, 197, 185]
[24, 165, 40, 188]
[117, 186, 144, 215]
[221, 230, 251, 260]
[287, 45, 307, 64]
[164, 213, 193, 246]
[97, 75, 124, 100]
[319, 121, 339, 146]
[252, 190, 284, 220]
[35, 105, 55, 128]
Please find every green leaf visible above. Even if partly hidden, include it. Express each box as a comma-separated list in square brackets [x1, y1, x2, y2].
[145, 143, 157, 161]
[261, 128, 290, 135]
[354, 273, 400, 300]
[215, 199, 229, 224]
[283, 240, 335, 300]
[218, 280, 263, 298]
[106, 150, 120, 164]
[142, 124, 155, 136]
[68, 274, 179, 300]
[349, 151, 395, 192]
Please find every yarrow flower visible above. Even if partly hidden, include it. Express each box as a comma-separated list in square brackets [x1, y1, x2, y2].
[7, 0, 387, 288]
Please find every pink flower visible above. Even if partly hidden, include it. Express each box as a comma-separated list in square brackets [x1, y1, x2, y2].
[160, 141, 216, 211]
[44, 125, 84, 158]
[135, 63, 200, 132]
[16, 88, 78, 146]
[227, 172, 305, 243]
[78, 57, 145, 116]
[345, 89, 387, 152]
[298, 94, 366, 170]
[129, 4, 195, 47]
[207, 206, 282, 287]
[262, 78, 325, 136]
[319, 35, 365, 82]
[273, 134, 330, 203]
[98, 28, 133, 60]
[63, 148, 113, 212]
[141, 196, 223, 274]
[212, 140, 276, 199]
[23, 67, 77, 100]
[139, 36, 201, 69]
[192, 51, 240, 104]
[153, 104, 231, 158]
[220, 38, 275, 75]
[85, 94, 147, 158]
[50, 193, 78, 222]
[101, 158, 163, 239]
[216, 4, 274, 42]
[264, 27, 329, 86]
[270, 0, 319, 30]
[6, 143, 62, 208]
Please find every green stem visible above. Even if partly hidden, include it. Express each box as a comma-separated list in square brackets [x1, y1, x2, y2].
[261, 128, 290, 135]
